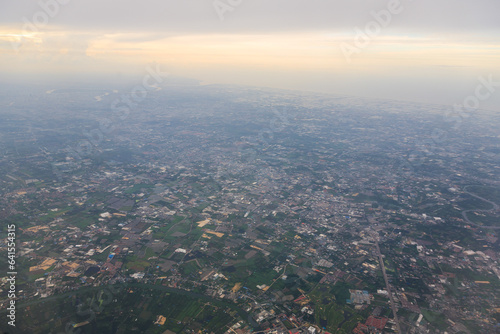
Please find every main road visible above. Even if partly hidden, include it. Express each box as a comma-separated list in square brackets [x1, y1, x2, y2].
[461, 186, 500, 230]
[375, 240, 402, 333]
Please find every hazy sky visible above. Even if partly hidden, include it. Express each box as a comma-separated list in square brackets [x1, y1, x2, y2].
[1, 0, 499, 109]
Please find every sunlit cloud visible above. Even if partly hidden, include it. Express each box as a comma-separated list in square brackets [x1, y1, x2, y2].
[0, 0, 498, 111]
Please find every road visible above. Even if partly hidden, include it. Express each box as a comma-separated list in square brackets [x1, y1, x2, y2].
[461, 186, 500, 230]
[260, 264, 287, 295]
[375, 240, 402, 334]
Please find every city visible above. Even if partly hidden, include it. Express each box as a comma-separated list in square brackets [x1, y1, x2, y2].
[0, 82, 499, 333]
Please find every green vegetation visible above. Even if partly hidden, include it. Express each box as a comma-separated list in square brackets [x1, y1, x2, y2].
[125, 255, 151, 271]
[1, 284, 249, 334]
[124, 183, 154, 194]
[421, 309, 447, 331]
[180, 260, 201, 276]
[466, 185, 500, 204]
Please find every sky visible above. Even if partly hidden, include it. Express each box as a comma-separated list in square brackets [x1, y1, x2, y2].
[1, 0, 499, 110]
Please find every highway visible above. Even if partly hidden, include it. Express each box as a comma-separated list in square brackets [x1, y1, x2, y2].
[375, 240, 402, 333]
[461, 186, 500, 230]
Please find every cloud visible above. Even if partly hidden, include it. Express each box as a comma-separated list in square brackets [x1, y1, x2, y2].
[2, 0, 499, 37]
[0, 0, 498, 110]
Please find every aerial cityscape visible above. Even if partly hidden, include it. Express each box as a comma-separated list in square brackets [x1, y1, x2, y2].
[1, 1, 499, 333]
[0, 81, 499, 333]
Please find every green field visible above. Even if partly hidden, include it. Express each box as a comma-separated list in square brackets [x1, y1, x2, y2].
[466, 185, 500, 204]
[0, 284, 252, 334]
